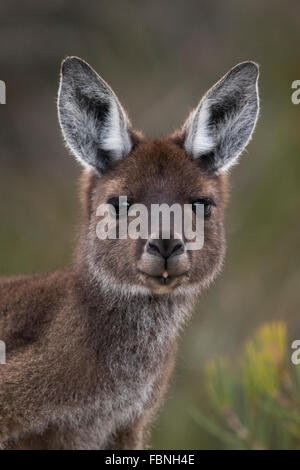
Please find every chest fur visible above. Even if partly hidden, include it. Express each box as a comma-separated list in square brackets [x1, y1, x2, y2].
[86, 293, 191, 428]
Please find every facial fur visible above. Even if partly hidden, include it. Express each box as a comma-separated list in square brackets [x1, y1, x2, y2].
[79, 138, 227, 295]
[58, 57, 259, 296]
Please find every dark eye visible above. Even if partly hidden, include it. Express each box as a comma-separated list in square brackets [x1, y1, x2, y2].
[192, 198, 216, 220]
[107, 197, 131, 218]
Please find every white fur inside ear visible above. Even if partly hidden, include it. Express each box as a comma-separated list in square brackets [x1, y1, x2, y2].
[101, 98, 132, 160]
[58, 57, 133, 174]
[184, 100, 215, 157]
[181, 62, 259, 172]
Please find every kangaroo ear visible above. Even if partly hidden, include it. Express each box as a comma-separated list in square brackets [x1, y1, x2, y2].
[181, 61, 259, 173]
[58, 57, 132, 174]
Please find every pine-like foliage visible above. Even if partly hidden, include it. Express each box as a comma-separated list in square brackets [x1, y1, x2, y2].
[191, 323, 300, 449]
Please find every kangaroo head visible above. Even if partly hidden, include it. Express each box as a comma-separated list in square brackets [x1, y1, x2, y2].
[58, 57, 259, 295]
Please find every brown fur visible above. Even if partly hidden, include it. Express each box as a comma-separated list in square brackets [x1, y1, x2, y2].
[0, 55, 260, 449]
[0, 137, 228, 449]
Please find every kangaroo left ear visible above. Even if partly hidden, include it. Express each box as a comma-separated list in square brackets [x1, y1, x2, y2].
[58, 57, 133, 174]
[181, 61, 259, 173]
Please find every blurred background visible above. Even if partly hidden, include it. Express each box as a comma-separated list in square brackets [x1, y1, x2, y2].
[0, 0, 299, 449]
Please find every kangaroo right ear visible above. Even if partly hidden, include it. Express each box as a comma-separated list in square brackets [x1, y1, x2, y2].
[181, 61, 259, 173]
[58, 57, 132, 174]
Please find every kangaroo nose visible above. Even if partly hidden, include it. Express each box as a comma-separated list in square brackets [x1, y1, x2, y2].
[146, 238, 185, 259]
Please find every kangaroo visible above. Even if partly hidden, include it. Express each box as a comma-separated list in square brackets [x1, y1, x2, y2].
[0, 57, 259, 450]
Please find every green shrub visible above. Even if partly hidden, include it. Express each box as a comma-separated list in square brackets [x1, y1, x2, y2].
[191, 323, 300, 449]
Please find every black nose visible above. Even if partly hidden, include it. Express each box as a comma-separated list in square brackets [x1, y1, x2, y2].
[146, 238, 185, 259]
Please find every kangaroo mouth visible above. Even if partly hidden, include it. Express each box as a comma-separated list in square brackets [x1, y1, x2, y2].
[137, 269, 189, 292]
